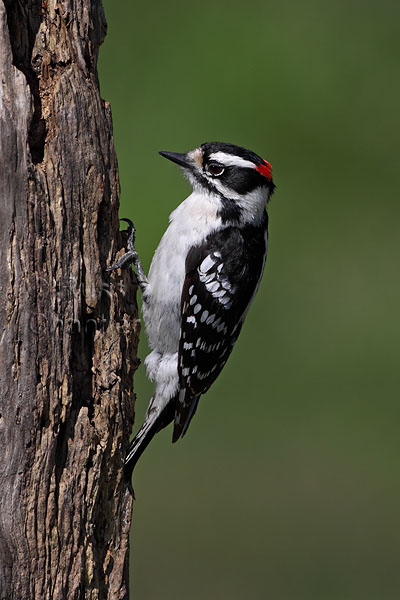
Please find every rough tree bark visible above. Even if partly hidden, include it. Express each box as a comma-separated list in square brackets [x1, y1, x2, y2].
[0, 1, 138, 599]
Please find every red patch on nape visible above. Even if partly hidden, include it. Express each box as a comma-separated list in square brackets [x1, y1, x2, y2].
[256, 161, 273, 180]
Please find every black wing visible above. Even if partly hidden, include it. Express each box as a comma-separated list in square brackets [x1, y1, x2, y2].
[173, 214, 268, 441]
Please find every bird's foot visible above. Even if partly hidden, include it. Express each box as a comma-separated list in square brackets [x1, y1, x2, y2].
[107, 218, 137, 271]
[107, 218, 149, 292]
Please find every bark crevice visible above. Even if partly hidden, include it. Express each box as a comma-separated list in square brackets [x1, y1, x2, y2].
[0, 1, 137, 598]
[5, 0, 45, 163]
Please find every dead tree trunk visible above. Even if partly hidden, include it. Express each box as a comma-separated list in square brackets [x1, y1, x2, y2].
[0, 1, 138, 598]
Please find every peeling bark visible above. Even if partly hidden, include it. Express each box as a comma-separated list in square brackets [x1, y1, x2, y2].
[0, 1, 137, 598]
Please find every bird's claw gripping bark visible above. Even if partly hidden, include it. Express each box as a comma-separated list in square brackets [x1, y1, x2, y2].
[107, 218, 148, 292]
[106, 218, 136, 271]
[120, 218, 136, 252]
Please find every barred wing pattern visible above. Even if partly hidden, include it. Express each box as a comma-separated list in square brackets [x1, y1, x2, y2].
[173, 214, 268, 441]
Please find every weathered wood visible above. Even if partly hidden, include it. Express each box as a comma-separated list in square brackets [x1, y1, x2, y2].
[0, 1, 138, 598]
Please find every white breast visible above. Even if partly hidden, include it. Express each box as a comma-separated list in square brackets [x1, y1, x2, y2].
[142, 190, 223, 354]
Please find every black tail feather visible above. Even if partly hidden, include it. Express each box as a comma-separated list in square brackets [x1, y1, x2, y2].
[124, 400, 175, 491]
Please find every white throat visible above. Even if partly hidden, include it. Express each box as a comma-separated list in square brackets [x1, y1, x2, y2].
[183, 170, 267, 226]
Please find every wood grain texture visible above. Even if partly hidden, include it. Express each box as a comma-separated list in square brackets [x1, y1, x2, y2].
[0, 1, 138, 598]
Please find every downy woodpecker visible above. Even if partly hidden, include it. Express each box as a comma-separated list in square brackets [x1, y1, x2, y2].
[109, 142, 276, 485]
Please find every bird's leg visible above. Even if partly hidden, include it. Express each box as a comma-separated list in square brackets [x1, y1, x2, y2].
[107, 218, 148, 293]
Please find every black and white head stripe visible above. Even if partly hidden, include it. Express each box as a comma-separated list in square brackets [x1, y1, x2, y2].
[173, 213, 268, 441]
[201, 142, 270, 171]
[160, 142, 275, 211]
[181, 142, 276, 215]
[201, 142, 275, 190]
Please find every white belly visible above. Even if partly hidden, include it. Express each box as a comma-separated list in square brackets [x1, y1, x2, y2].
[142, 190, 222, 355]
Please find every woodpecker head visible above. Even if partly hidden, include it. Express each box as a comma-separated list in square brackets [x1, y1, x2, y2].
[159, 142, 275, 224]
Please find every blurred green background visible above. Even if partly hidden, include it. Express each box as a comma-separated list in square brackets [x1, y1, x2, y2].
[99, 1, 400, 598]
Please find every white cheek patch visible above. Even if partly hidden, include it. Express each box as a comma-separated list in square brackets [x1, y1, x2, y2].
[208, 151, 256, 170]
[209, 178, 242, 200]
[234, 187, 268, 224]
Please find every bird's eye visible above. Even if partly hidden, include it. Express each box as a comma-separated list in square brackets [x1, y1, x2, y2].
[206, 163, 224, 177]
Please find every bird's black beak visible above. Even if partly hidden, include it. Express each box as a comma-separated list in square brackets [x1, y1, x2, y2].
[159, 151, 193, 169]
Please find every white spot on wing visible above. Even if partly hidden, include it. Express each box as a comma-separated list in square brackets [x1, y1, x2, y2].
[219, 296, 231, 307]
[200, 310, 209, 322]
[189, 295, 197, 305]
[193, 304, 202, 314]
[200, 272, 215, 284]
[199, 255, 215, 273]
[205, 281, 219, 293]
